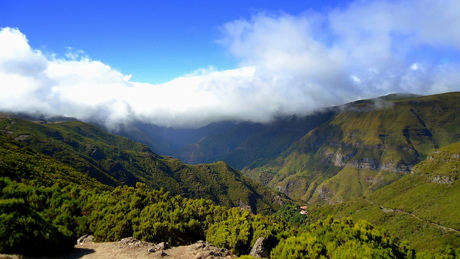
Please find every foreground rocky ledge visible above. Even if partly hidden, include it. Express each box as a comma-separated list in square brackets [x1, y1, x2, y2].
[0, 237, 236, 259]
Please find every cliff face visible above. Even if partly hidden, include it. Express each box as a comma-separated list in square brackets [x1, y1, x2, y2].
[246, 92, 460, 204]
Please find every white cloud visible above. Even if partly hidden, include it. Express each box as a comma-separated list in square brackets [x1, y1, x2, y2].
[1, 0, 460, 128]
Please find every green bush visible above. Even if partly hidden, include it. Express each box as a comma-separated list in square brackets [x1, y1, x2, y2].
[271, 216, 415, 259]
[0, 198, 74, 256]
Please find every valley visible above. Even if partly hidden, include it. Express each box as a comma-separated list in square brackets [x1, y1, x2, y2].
[116, 92, 460, 204]
[1, 92, 459, 257]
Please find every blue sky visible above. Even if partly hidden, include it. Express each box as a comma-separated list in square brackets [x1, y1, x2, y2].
[1, 0, 353, 84]
[1, 0, 460, 128]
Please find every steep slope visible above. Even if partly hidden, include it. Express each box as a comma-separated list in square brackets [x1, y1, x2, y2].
[173, 121, 266, 165]
[173, 111, 336, 169]
[1, 123, 454, 257]
[0, 137, 418, 257]
[0, 134, 282, 256]
[247, 92, 460, 203]
[0, 116, 287, 214]
[307, 142, 460, 253]
[0, 133, 110, 256]
[114, 121, 246, 156]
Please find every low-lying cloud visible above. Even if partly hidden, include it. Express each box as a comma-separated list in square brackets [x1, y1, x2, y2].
[1, 0, 460, 128]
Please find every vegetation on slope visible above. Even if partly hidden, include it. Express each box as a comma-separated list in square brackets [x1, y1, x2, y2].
[0, 116, 458, 258]
[0, 134, 289, 255]
[271, 216, 415, 259]
[0, 116, 286, 214]
[248, 92, 460, 203]
[307, 142, 460, 255]
[0, 134, 108, 256]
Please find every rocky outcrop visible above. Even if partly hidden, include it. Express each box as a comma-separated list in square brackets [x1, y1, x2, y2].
[116, 239, 234, 258]
[430, 176, 456, 184]
[13, 134, 30, 141]
[324, 148, 411, 174]
[275, 179, 307, 197]
[317, 186, 334, 204]
[118, 237, 152, 248]
[147, 242, 170, 253]
[77, 234, 94, 245]
[249, 237, 271, 258]
[70, 239, 236, 258]
[181, 240, 234, 259]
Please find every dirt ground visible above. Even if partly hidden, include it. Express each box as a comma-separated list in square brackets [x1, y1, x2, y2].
[1, 240, 236, 259]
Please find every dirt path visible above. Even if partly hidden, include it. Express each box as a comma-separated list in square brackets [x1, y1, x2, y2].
[60, 242, 155, 259]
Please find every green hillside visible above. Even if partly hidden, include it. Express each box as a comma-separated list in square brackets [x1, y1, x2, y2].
[1, 94, 460, 257]
[1, 131, 424, 258]
[0, 134, 108, 256]
[0, 116, 286, 214]
[307, 142, 460, 254]
[248, 92, 460, 203]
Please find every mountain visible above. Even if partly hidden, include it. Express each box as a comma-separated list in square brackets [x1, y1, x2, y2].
[0, 133, 423, 257]
[306, 142, 460, 253]
[0, 116, 288, 214]
[246, 92, 460, 203]
[1, 92, 460, 257]
[116, 110, 336, 170]
[113, 120, 251, 156]
[110, 92, 460, 206]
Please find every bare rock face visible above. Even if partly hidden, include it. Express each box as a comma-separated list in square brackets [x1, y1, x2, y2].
[249, 237, 271, 258]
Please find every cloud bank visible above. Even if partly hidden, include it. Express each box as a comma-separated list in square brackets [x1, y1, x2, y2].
[1, 0, 460, 128]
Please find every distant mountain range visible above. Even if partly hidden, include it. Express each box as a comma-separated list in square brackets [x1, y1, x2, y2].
[3, 92, 459, 207]
[115, 92, 460, 204]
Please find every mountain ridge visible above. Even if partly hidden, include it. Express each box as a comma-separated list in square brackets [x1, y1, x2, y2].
[247, 91, 460, 203]
[5, 91, 459, 206]
[0, 116, 288, 214]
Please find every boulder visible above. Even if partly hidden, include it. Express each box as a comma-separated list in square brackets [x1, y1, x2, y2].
[148, 241, 171, 253]
[249, 237, 270, 258]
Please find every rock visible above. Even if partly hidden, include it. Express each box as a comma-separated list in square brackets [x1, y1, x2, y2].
[192, 240, 206, 250]
[77, 234, 94, 245]
[430, 175, 456, 184]
[13, 134, 30, 141]
[148, 247, 169, 257]
[185, 241, 234, 259]
[118, 237, 152, 248]
[147, 241, 171, 253]
[155, 242, 170, 250]
[249, 237, 270, 258]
